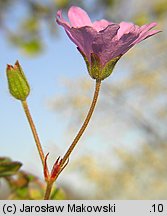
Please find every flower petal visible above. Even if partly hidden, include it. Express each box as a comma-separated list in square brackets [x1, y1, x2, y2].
[66, 26, 97, 62]
[68, 6, 92, 27]
[93, 19, 112, 32]
[113, 32, 139, 57]
[133, 22, 161, 44]
[117, 22, 139, 40]
[139, 22, 157, 33]
[114, 24, 160, 57]
[92, 24, 120, 65]
[56, 10, 71, 31]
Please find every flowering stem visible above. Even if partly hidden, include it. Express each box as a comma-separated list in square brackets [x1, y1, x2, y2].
[21, 100, 45, 167]
[61, 79, 101, 166]
[43, 79, 101, 200]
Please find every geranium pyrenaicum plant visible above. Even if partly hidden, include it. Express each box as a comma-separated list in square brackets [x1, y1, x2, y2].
[56, 6, 160, 80]
[4, 8, 160, 201]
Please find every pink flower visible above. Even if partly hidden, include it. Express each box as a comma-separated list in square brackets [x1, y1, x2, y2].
[56, 6, 160, 80]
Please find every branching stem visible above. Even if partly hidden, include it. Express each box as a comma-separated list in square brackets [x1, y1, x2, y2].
[23, 80, 101, 200]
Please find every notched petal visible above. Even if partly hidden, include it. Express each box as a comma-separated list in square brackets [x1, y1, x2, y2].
[93, 19, 112, 32]
[56, 10, 71, 29]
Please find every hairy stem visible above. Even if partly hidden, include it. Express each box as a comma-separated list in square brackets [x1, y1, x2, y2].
[21, 100, 45, 167]
[44, 80, 101, 200]
[44, 181, 53, 200]
[61, 79, 101, 166]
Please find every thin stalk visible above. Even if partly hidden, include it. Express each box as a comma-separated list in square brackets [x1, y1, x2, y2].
[21, 100, 45, 167]
[44, 181, 53, 200]
[61, 79, 101, 166]
[44, 80, 101, 200]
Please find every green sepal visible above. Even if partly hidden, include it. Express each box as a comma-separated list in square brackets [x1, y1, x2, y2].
[77, 47, 121, 80]
[77, 48, 102, 80]
[77, 47, 90, 76]
[89, 53, 102, 79]
[6, 60, 30, 101]
[100, 55, 121, 80]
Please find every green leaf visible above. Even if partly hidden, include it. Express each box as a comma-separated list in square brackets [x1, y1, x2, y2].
[21, 39, 43, 55]
[9, 35, 43, 56]
[0, 157, 22, 177]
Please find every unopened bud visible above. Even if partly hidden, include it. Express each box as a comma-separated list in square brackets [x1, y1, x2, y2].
[6, 61, 30, 101]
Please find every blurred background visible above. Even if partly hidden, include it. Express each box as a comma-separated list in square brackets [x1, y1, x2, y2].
[0, 0, 166, 199]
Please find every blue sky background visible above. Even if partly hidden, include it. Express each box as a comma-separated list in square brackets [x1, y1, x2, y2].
[0, 18, 86, 173]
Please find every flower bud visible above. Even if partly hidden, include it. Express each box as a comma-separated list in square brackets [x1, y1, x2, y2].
[6, 61, 30, 101]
